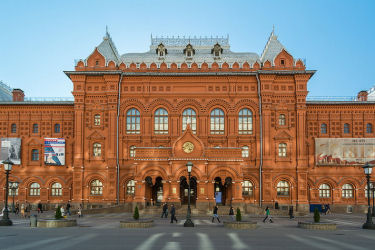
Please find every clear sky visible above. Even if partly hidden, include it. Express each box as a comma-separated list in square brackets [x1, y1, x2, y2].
[1, 0, 374, 98]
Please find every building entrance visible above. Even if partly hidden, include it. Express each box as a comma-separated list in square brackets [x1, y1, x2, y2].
[214, 177, 232, 205]
[152, 177, 163, 205]
[180, 176, 197, 205]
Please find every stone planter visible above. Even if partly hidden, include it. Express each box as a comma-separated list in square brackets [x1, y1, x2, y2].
[224, 221, 257, 230]
[120, 219, 154, 228]
[37, 219, 77, 228]
[298, 221, 337, 230]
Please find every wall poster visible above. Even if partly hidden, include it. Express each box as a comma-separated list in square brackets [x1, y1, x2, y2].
[0, 138, 21, 164]
[44, 138, 65, 166]
[315, 138, 375, 165]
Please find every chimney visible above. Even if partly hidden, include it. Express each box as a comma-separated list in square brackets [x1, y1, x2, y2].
[12, 89, 25, 102]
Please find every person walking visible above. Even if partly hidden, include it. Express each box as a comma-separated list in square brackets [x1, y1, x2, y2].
[26, 203, 31, 218]
[77, 204, 83, 218]
[161, 203, 168, 218]
[15, 203, 20, 215]
[37, 202, 43, 213]
[170, 204, 177, 223]
[60, 206, 65, 217]
[20, 203, 25, 218]
[229, 206, 235, 221]
[325, 204, 331, 215]
[66, 202, 71, 216]
[289, 206, 294, 219]
[212, 205, 221, 223]
[263, 206, 273, 223]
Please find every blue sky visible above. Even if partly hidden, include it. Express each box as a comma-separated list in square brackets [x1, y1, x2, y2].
[0, 0, 374, 98]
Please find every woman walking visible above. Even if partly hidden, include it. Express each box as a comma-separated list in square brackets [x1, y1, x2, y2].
[229, 206, 235, 221]
[263, 206, 273, 223]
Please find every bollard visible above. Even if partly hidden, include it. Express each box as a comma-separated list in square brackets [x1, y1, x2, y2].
[30, 214, 37, 227]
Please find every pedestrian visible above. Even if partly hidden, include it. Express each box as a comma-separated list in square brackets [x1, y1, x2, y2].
[77, 204, 83, 218]
[321, 204, 325, 215]
[37, 202, 43, 213]
[229, 206, 235, 221]
[325, 204, 331, 215]
[66, 201, 71, 216]
[20, 203, 25, 218]
[289, 206, 294, 219]
[212, 205, 220, 223]
[170, 204, 177, 223]
[60, 206, 65, 217]
[26, 203, 31, 218]
[15, 203, 19, 215]
[263, 206, 273, 223]
[161, 203, 168, 218]
[0, 207, 5, 217]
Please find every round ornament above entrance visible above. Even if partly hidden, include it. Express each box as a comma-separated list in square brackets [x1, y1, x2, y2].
[182, 141, 194, 153]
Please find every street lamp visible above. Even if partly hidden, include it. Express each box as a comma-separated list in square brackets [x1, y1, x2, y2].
[0, 158, 14, 226]
[184, 161, 194, 227]
[362, 163, 375, 229]
[372, 183, 375, 217]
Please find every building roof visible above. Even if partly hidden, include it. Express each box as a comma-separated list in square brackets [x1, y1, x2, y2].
[260, 30, 288, 65]
[0, 81, 12, 101]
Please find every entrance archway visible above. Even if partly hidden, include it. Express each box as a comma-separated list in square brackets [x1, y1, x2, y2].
[214, 177, 232, 205]
[180, 176, 197, 205]
[152, 177, 163, 206]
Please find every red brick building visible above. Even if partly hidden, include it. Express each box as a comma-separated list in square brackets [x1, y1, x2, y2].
[0, 31, 373, 213]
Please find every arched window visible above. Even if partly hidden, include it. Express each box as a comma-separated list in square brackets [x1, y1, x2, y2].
[278, 114, 286, 126]
[239, 108, 253, 134]
[90, 180, 103, 195]
[342, 184, 354, 198]
[126, 180, 135, 195]
[241, 146, 249, 158]
[154, 108, 169, 135]
[8, 182, 19, 196]
[319, 184, 331, 198]
[30, 183, 40, 196]
[54, 124, 60, 133]
[33, 123, 39, 133]
[182, 108, 197, 133]
[278, 143, 287, 157]
[366, 123, 373, 133]
[31, 149, 39, 161]
[242, 181, 253, 196]
[126, 108, 140, 134]
[321, 123, 327, 134]
[129, 145, 136, 158]
[344, 123, 350, 134]
[365, 183, 374, 198]
[51, 182, 62, 196]
[277, 181, 289, 196]
[210, 108, 225, 134]
[11, 124, 16, 133]
[94, 114, 101, 126]
[93, 143, 101, 157]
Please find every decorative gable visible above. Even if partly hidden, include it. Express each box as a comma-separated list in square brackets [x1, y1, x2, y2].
[172, 124, 204, 158]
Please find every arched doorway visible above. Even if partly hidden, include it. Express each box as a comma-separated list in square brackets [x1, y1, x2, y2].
[180, 176, 197, 205]
[214, 177, 233, 205]
[152, 177, 163, 206]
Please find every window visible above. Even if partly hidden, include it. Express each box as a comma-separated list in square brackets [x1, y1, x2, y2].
[366, 123, 373, 133]
[8, 182, 19, 196]
[319, 184, 331, 198]
[242, 146, 249, 158]
[278, 114, 286, 126]
[126, 108, 140, 134]
[182, 108, 197, 133]
[157, 43, 167, 57]
[94, 114, 101, 126]
[321, 123, 327, 134]
[215, 51, 219, 57]
[187, 51, 192, 57]
[129, 145, 136, 158]
[11, 124, 16, 133]
[29, 183, 40, 196]
[95, 60, 99, 66]
[212, 43, 222, 58]
[90, 180, 103, 195]
[239, 108, 253, 134]
[365, 183, 374, 198]
[93, 143, 101, 157]
[342, 184, 353, 198]
[278, 143, 287, 157]
[280, 59, 285, 65]
[51, 182, 62, 196]
[184, 44, 195, 58]
[242, 181, 253, 196]
[277, 181, 289, 196]
[54, 124, 60, 133]
[344, 123, 350, 134]
[127, 180, 135, 195]
[154, 108, 168, 134]
[33, 123, 38, 133]
[210, 108, 225, 134]
[31, 149, 39, 161]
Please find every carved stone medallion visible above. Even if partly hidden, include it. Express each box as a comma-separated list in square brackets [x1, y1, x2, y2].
[182, 141, 194, 153]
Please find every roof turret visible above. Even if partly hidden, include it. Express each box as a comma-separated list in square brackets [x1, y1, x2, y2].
[260, 28, 289, 65]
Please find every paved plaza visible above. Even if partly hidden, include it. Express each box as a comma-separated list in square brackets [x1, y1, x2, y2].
[0, 211, 375, 250]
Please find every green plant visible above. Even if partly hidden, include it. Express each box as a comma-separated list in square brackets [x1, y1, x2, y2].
[133, 206, 139, 220]
[313, 207, 320, 223]
[236, 208, 242, 222]
[55, 206, 63, 220]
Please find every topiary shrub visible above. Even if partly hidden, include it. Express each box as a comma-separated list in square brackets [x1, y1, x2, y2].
[313, 207, 320, 223]
[133, 206, 139, 220]
[55, 206, 63, 220]
[236, 208, 242, 222]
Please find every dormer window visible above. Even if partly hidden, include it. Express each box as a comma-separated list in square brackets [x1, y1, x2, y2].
[156, 43, 167, 58]
[211, 43, 223, 59]
[183, 44, 195, 58]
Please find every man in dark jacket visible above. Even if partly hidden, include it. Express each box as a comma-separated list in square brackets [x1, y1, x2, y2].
[212, 205, 220, 223]
[161, 203, 168, 218]
[66, 202, 71, 216]
[170, 204, 177, 223]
